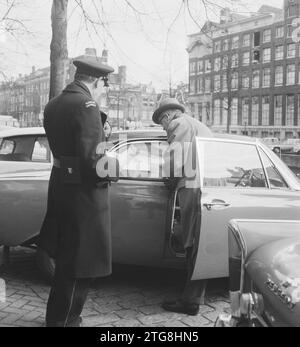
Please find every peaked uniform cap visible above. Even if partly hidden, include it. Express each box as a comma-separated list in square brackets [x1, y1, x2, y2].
[152, 98, 185, 124]
[73, 58, 114, 78]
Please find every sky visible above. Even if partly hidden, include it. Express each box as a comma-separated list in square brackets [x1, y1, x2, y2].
[0, 0, 285, 91]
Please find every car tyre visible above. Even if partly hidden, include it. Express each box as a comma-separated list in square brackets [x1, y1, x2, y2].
[36, 247, 55, 281]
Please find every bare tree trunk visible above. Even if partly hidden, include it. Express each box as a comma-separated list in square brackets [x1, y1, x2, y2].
[49, 0, 68, 100]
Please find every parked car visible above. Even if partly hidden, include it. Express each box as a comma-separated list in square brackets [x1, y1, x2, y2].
[262, 137, 294, 154]
[216, 219, 300, 327]
[1, 128, 300, 280]
[284, 139, 300, 155]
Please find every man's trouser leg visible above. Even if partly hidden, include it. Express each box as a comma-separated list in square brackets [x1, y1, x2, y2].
[46, 263, 91, 327]
[178, 188, 206, 305]
[181, 247, 206, 305]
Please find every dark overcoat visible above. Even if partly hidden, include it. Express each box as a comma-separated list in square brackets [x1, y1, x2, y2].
[38, 80, 111, 279]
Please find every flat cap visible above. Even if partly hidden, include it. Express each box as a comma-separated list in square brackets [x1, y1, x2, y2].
[73, 58, 114, 78]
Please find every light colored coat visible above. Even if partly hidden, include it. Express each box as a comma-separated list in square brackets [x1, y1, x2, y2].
[163, 113, 213, 189]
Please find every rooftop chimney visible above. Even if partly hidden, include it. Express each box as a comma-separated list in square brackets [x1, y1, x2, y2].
[102, 49, 108, 63]
[85, 48, 97, 57]
[220, 7, 232, 24]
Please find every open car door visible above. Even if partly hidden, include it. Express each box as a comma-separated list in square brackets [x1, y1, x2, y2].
[192, 137, 300, 280]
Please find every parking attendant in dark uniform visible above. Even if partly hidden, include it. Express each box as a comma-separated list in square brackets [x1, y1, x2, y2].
[38, 58, 114, 327]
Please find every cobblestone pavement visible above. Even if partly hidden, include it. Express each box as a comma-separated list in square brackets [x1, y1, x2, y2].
[0, 247, 229, 327]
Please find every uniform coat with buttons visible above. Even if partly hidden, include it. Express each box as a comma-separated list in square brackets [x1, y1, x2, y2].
[38, 80, 111, 279]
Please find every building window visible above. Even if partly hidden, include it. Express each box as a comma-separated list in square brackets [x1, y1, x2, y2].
[197, 78, 204, 93]
[222, 55, 228, 70]
[214, 41, 221, 53]
[275, 45, 284, 60]
[252, 70, 260, 88]
[274, 95, 283, 126]
[288, 4, 298, 18]
[214, 57, 221, 72]
[231, 72, 238, 90]
[197, 103, 202, 121]
[298, 96, 300, 126]
[242, 52, 250, 66]
[222, 73, 228, 92]
[275, 26, 284, 38]
[242, 72, 249, 89]
[287, 64, 296, 85]
[190, 62, 196, 74]
[205, 59, 211, 72]
[231, 98, 238, 125]
[262, 68, 271, 87]
[287, 43, 296, 58]
[232, 36, 239, 49]
[190, 80, 196, 94]
[287, 25, 294, 38]
[275, 66, 283, 86]
[286, 95, 295, 126]
[263, 29, 271, 43]
[262, 96, 270, 126]
[232, 53, 239, 67]
[214, 75, 221, 92]
[222, 39, 229, 51]
[242, 98, 250, 125]
[213, 99, 221, 125]
[252, 97, 259, 126]
[197, 60, 204, 74]
[222, 98, 228, 126]
[263, 48, 271, 63]
[253, 32, 261, 47]
[242, 34, 250, 47]
[205, 77, 211, 93]
[253, 49, 260, 64]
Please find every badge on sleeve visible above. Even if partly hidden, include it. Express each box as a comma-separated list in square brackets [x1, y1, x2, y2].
[85, 101, 97, 108]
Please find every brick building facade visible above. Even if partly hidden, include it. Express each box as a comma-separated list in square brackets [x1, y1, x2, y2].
[188, 0, 300, 139]
[0, 48, 158, 129]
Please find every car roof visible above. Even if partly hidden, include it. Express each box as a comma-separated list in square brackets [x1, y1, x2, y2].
[0, 127, 257, 144]
[0, 127, 45, 137]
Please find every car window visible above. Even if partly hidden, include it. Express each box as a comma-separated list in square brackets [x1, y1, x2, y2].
[0, 139, 15, 154]
[202, 141, 267, 188]
[0, 136, 40, 162]
[259, 149, 288, 189]
[115, 141, 167, 179]
[32, 137, 51, 163]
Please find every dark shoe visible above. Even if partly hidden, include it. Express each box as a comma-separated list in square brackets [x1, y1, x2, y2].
[162, 300, 199, 316]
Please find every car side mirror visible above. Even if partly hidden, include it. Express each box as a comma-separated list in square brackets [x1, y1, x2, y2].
[273, 147, 281, 156]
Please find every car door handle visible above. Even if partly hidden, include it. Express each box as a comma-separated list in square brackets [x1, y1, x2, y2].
[203, 200, 231, 211]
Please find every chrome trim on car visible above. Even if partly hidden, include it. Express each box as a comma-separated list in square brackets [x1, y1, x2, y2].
[228, 221, 248, 292]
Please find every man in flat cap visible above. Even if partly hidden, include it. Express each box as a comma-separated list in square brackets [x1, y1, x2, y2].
[38, 58, 115, 327]
[153, 98, 212, 316]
